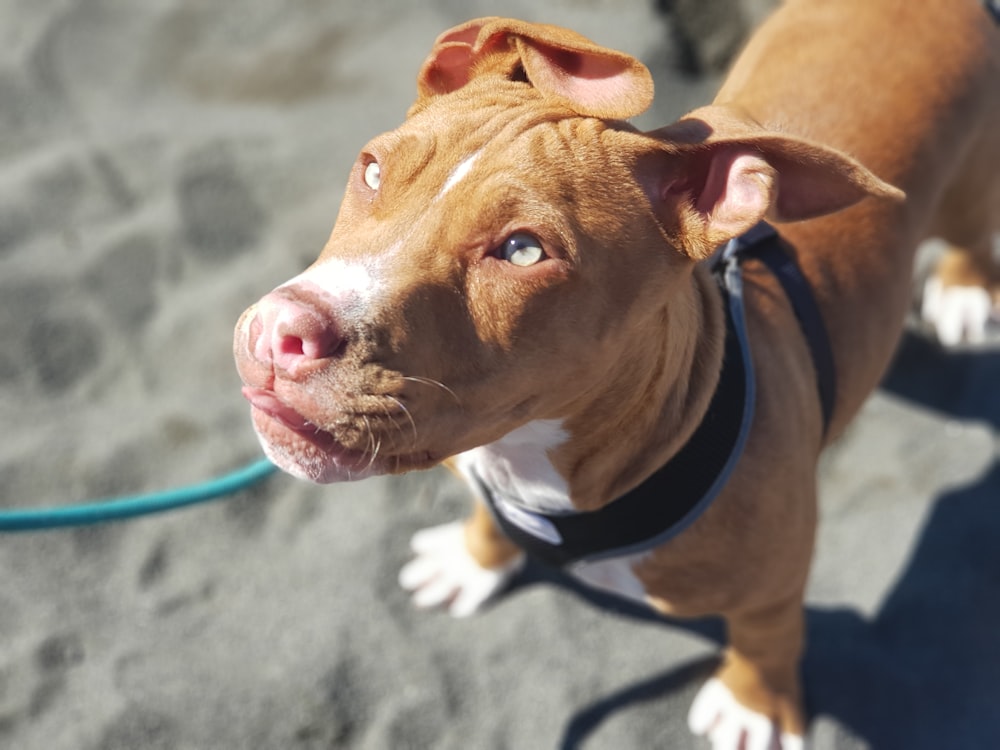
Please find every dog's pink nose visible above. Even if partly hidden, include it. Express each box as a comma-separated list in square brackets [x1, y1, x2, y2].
[247, 288, 346, 378]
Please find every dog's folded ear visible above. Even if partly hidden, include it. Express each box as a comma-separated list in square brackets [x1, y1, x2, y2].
[412, 17, 654, 120]
[638, 105, 906, 259]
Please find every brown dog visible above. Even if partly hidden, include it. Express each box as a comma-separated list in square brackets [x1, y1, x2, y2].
[234, 2, 1000, 747]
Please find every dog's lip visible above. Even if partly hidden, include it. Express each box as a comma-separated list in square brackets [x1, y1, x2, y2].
[241, 386, 353, 454]
[241, 386, 440, 478]
[242, 386, 316, 432]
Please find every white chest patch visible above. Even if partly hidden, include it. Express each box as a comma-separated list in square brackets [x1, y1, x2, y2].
[455, 420, 651, 603]
[455, 419, 573, 515]
[569, 555, 649, 604]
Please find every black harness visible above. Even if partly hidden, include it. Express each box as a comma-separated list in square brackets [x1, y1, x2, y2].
[477, 223, 835, 568]
[986, 0, 1000, 24]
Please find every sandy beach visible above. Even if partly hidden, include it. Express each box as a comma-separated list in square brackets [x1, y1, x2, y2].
[1, 1, 998, 748]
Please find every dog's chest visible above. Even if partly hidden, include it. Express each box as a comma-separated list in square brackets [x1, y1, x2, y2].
[455, 420, 649, 603]
[455, 419, 575, 514]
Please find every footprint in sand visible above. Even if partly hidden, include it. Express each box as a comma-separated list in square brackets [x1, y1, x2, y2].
[177, 148, 266, 264]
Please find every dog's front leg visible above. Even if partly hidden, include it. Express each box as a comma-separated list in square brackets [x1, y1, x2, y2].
[689, 592, 807, 750]
[399, 501, 525, 618]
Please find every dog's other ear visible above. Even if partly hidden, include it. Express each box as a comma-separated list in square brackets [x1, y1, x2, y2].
[412, 17, 653, 119]
[641, 105, 905, 259]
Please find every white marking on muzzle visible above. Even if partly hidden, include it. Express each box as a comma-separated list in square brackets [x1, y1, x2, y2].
[282, 258, 376, 301]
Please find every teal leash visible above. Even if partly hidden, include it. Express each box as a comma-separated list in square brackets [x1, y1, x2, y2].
[0, 458, 278, 532]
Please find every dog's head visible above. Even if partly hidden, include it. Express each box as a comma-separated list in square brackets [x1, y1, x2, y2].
[234, 17, 902, 484]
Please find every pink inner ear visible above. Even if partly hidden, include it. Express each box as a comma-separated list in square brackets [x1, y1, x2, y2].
[435, 25, 484, 48]
[416, 20, 497, 97]
[544, 50, 641, 110]
[424, 44, 475, 93]
[517, 39, 652, 119]
[700, 150, 775, 237]
[416, 18, 653, 118]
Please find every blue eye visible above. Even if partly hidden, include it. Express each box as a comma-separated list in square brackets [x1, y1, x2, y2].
[499, 233, 546, 267]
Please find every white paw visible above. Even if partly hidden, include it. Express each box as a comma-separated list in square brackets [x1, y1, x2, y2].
[921, 277, 994, 346]
[398, 521, 525, 619]
[688, 678, 803, 750]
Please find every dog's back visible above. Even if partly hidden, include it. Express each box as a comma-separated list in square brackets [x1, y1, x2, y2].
[719, 0, 1000, 432]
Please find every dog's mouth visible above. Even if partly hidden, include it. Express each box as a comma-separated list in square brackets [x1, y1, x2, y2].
[242, 386, 376, 481]
[241, 386, 436, 482]
[242, 387, 336, 443]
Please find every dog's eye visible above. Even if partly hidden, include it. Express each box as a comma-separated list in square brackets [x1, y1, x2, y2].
[499, 233, 546, 267]
[363, 161, 381, 191]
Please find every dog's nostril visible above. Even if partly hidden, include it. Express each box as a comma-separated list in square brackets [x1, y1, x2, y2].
[273, 325, 346, 369]
[251, 289, 348, 372]
[279, 335, 306, 358]
[299, 330, 345, 360]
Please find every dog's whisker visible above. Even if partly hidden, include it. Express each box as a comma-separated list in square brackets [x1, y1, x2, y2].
[387, 395, 419, 449]
[366, 432, 383, 473]
[377, 400, 407, 441]
[402, 375, 460, 406]
[357, 412, 383, 473]
[361, 415, 376, 458]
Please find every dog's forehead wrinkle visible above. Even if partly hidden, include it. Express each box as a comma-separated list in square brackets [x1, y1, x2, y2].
[428, 119, 608, 224]
[415, 88, 578, 158]
[376, 129, 437, 175]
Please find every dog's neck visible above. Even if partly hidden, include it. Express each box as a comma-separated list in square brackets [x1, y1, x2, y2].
[562, 263, 726, 511]
[469, 263, 727, 514]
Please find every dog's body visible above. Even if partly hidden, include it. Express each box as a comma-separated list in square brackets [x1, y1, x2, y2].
[234, 1, 1000, 747]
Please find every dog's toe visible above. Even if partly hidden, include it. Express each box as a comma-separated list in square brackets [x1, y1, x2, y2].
[688, 677, 804, 750]
[921, 277, 995, 346]
[399, 521, 525, 618]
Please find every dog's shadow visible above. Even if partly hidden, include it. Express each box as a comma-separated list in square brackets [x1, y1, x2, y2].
[510, 330, 1000, 749]
[882, 328, 1000, 430]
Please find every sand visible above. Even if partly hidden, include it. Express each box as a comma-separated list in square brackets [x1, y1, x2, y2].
[1, 1, 998, 748]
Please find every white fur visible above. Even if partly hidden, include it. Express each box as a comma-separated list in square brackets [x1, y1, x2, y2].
[400, 421, 570, 617]
[455, 419, 574, 514]
[282, 257, 378, 309]
[921, 276, 994, 346]
[688, 678, 804, 750]
[437, 150, 482, 201]
[398, 521, 525, 618]
[570, 555, 648, 603]
[400, 419, 652, 616]
[457, 421, 653, 601]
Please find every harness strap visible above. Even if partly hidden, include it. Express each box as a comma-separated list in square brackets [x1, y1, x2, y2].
[735, 223, 836, 434]
[986, 0, 1000, 25]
